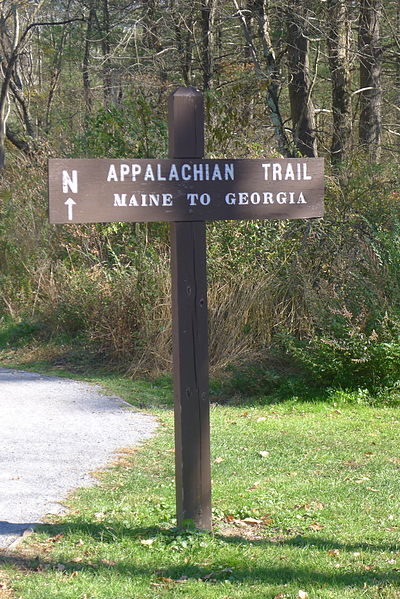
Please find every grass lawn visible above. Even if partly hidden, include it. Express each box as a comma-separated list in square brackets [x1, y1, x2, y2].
[0, 364, 399, 598]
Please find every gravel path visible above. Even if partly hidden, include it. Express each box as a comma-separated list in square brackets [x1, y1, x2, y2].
[0, 368, 157, 549]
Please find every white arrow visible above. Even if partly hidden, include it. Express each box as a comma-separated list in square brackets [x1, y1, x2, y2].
[65, 197, 77, 221]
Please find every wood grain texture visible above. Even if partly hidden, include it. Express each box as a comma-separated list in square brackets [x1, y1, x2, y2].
[169, 87, 212, 531]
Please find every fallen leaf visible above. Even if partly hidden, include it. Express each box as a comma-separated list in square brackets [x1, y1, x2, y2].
[157, 576, 174, 583]
[259, 451, 270, 458]
[202, 567, 233, 581]
[241, 517, 263, 525]
[257, 416, 267, 422]
[274, 593, 285, 599]
[232, 520, 247, 527]
[298, 591, 309, 599]
[140, 538, 155, 546]
[214, 457, 224, 463]
[247, 481, 261, 491]
[100, 559, 117, 566]
[328, 549, 340, 557]
[309, 522, 324, 531]
[46, 534, 64, 543]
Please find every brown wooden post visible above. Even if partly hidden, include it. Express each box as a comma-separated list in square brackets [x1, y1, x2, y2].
[169, 87, 212, 531]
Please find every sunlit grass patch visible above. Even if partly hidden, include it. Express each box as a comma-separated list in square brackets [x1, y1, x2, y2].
[1, 375, 399, 599]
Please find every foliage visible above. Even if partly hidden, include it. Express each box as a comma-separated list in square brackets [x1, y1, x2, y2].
[73, 98, 168, 159]
[277, 312, 400, 392]
[2, 387, 400, 599]
[1, 154, 400, 396]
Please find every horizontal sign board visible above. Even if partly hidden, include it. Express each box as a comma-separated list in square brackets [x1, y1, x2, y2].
[48, 158, 324, 224]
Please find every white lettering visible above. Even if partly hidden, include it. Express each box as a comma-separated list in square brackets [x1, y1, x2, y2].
[156, 164, 166, 181]
[169, 164, 179, 181]
[106, 165, 118, 183]
[148, 194, 159, 206]
[277, 192, 287, 204]
[132, 164, 141, 181]
[250, 192, 261, 205]
[199, 193, 211, 206]
[181, 164, 191, 181]
[223, 191, 307, 206]
[261, 163, 271, 180]
[193, 164, 204, 181]
[144, 165, 155, 181]
[297, 192, 307, 203]
[114, 193, 127, 206]
[212, 164, 222, 181]
[225, 163, 235, 181]
[273, 164, 282, 180]
[284, 163, 295, 181]
[63, 170, 78, 193]
[162, 194, 173, 206]
[129, 194, 138, 206]
[187, 193, 198, 206]
[120, 164, 130, 181]
[225, 193, 236, 205]
[263, 192, 274, 204]
[303, 163, 312, 180]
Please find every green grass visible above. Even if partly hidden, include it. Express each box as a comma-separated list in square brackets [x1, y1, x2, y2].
[0, 363, 399, 599]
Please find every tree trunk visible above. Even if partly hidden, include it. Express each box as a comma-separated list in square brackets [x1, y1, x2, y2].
[0, 127, 5, 170]
[9, 79, 36, 138]
[396, 0, 400, 152]
[286, 0, 317, 157]
[327, 0, 352, 166]
[83, 2, 96, 117]
[201, 0, 216, 90]
[235, 0, 293, 157]
[6, 125, 32, 156]
[358, 0, 382, 160]
[101, 0, 112, 108]
[174, 14, 193, 86]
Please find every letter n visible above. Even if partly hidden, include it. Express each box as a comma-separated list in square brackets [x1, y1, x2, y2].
[62, 170, 78, 194]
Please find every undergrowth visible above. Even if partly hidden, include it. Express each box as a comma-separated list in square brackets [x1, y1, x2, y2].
[0, 156, 399, 397]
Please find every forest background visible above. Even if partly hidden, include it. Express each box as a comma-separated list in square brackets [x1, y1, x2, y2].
[0, 0, 399, 400]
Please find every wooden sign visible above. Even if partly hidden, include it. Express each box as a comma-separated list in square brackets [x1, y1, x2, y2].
[48, 86, 325, 533]
[48, 157, 324, 224]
